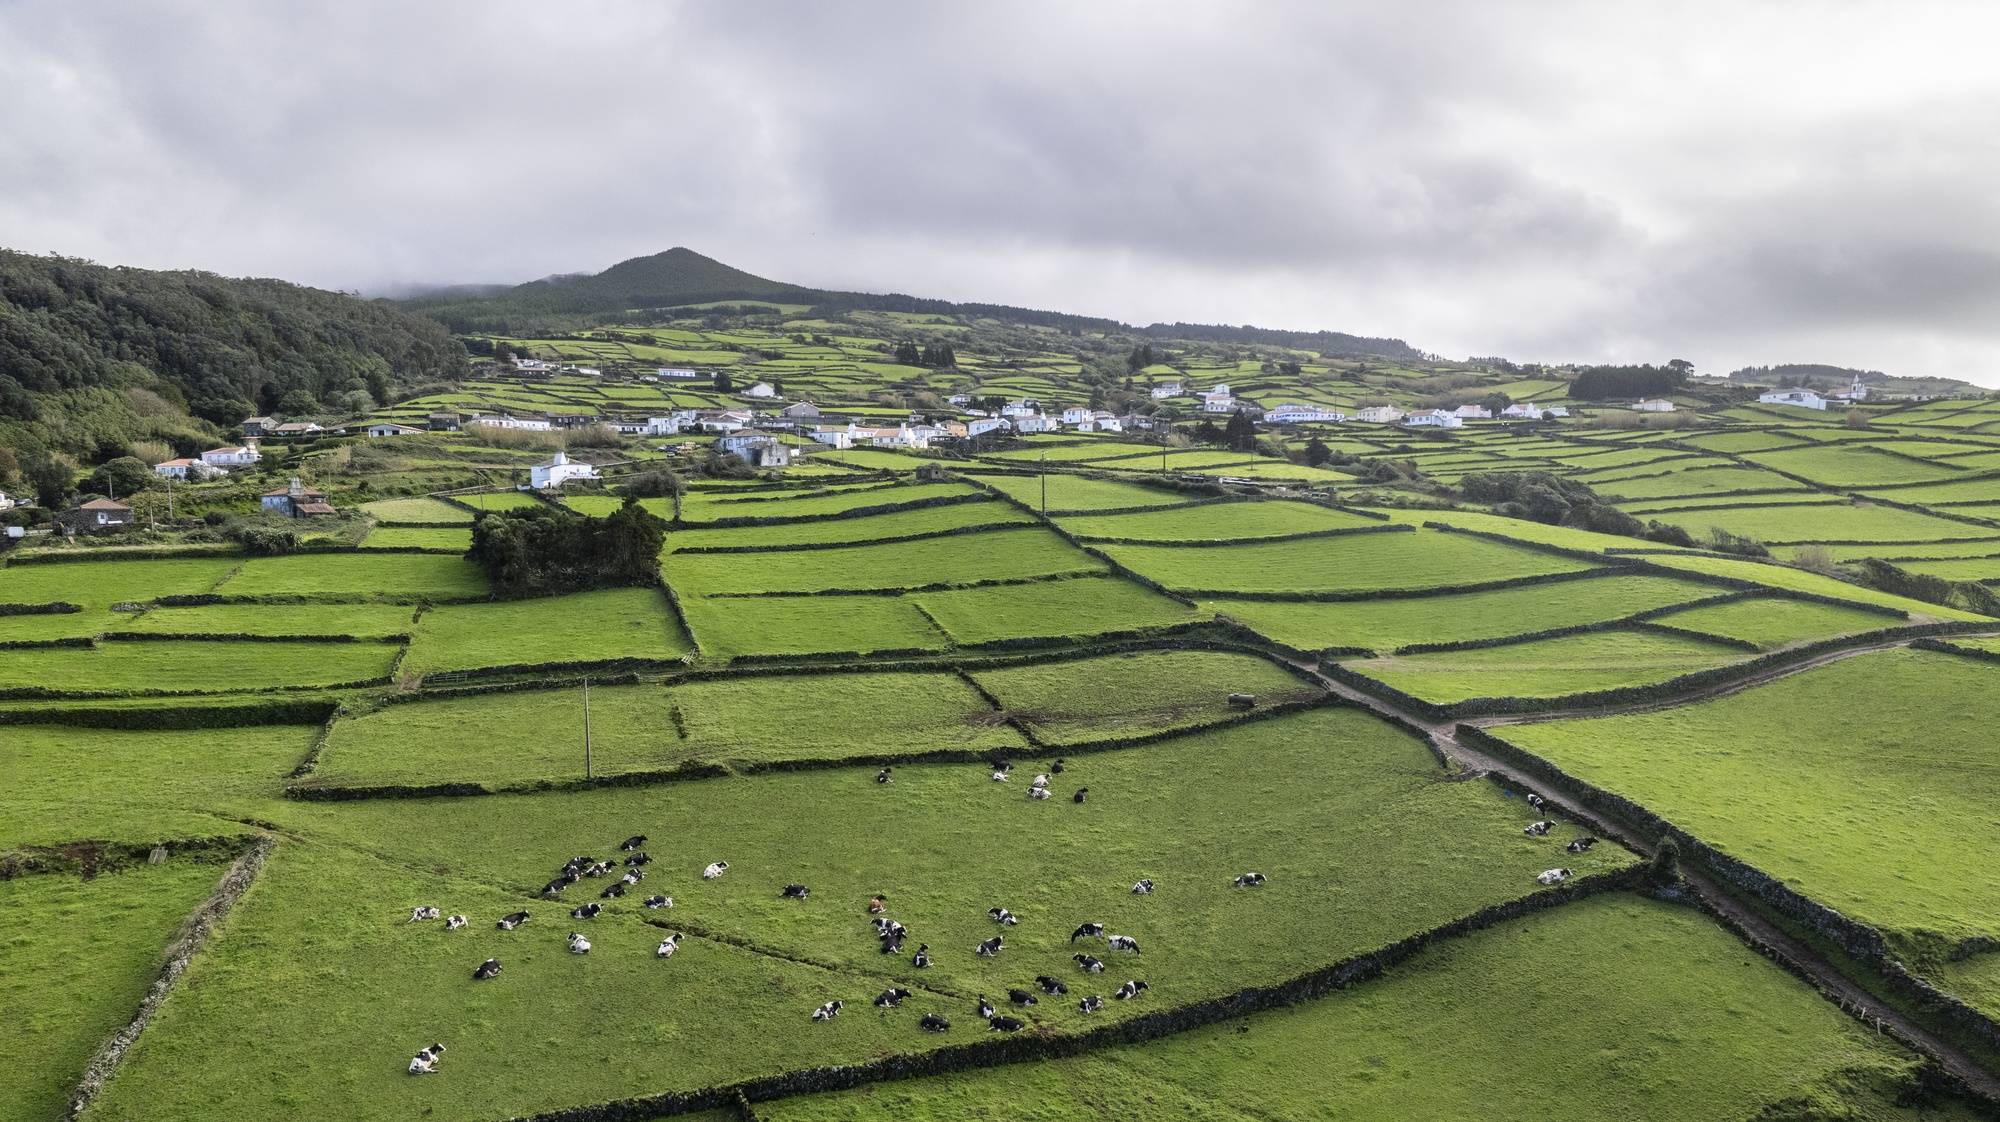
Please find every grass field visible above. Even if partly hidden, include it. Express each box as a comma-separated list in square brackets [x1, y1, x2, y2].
[913, 575, 1202, 645]
[1640, 501, 1983, 544]
[359, 526, 474, 551]
[964, 473, 1197, 512]
[1649, 595, 1903, 649]
[1098, 529, 1599, 594]
[968, 649, 1321, 742]
[0, 638, 401, 694]
[1638, 553, 1988, 620]
[665, 527, 1104, 594]
[453, 492, 548, 512]
[0, 557, 239, 608]
[402, 588, 691, 676]
[1058, 500, 1376, 541]
[662, 499, 1030, 551]
[360, 497, 476, 524]
[1342, 627, 1746, 705]
[675, 594, 949, 659]
[119, 602, 417, 639]
[216, 553, 490, 600]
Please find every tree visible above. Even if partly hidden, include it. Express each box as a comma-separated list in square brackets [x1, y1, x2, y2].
[24, 455, 72, 508]
[1223, 408, 1258, 452]
[0, 446, 19, 485]
[1844, 409, 1870, 429]
[1480, 392, 1512, 417]
[1304, 436, 1331, 467]
[1666, 358, 1695, 379]
[1126, 343, 1155, 372]
[467, 503, 664, 598]
[85, 456, 154, 499]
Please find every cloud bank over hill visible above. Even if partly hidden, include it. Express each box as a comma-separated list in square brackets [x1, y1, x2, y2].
[3, 1, 1998, 383]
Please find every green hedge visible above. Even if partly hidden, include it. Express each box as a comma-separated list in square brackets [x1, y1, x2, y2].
[3, 547, 246, 565]
[0, 833, 257, 879]
[0, 636, 96, 650]
[0, 601, 81, 616]
[0, 697, 339, 730]
[1176, 563, 1606, 604]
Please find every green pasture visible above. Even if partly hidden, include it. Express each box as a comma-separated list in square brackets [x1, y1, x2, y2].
[1341, 627, 1745, 705]
[675, 594, 948, 659]
[0, 638, 401, 695]
[216, 553, 489, 600]
[664, 527, 1103, 595]
[1641, 501, 1985, 544]
[453, 492, 548, 512]
[913, 575, 1202, 645]
[360, 497, 475, 524]
[1098, 529, 1598, 594]
[964, 472, 1196, 512]
[1650, 596, 1905, 649]
[1058, 500, 1375, 541]
[1638, 553, 1989, 620]
[968, 649, 1319, 743]
[402, 588, 690, 676]
[663, 499, 1029, 551]
[119, 602, 418, 639]
[0, 557, 239, 608]
[359, 526, 474, 551]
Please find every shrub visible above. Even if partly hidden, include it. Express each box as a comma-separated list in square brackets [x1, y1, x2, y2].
[466, 500, 663, 598]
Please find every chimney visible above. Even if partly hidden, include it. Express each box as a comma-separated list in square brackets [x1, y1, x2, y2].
[289, 477, 303, 497]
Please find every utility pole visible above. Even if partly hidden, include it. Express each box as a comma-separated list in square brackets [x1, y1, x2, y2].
[582, 676, 593, 779]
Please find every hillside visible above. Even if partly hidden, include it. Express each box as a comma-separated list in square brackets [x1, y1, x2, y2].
[1728, 362, 1981, 398]
[0, 250, 467, 457]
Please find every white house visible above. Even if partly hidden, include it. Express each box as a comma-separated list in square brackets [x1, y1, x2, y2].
[697, 409, 755, 434]
[1759, 388, 1829, 410]
[1150, 381, 1184, 399]
[867, 425, 930, 450]
[743, 382, 778, 399]
[1355, 406, 1405, 424]
[153, 458, 207, 480]
[656, 367, 702, 380]
[1001, 399, 1040, 418]
[365, 422, 424, 437]
[1501, 402, 1540, 419]
[1454, 404, 1492, 420]
[512, 357, 553, 371]
[572, 366, 601, 378]
[202, 445, 262, 467]
[810, 425, 854, 449]
[468, 413, 553, 432]
[0, 490, 13, 510]
[530, 451, 597, 489]
[1202, 385, 1235, 413]
[1060, 406, 1092, 425]
[1403, 409, 1464, 429]
[781, 402, 821, 423]
[1632, 399, 1677, 413]
[1087, 410, 1124, 433]
[272, 421, 324, 437]
[1836, 372, 1869, 401]
[947, 393, 973, 406]
[1262, 403, 1346, 424]
[967, 416, 1010, 438]
[1013, 413, 1060, 434]
[716, 432, 793, 468]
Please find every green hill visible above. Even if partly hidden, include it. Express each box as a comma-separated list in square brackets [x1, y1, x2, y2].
[405, 247, 811, 332]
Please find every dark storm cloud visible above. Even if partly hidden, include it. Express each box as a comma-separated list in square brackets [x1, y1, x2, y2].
[2, 1, 1998, 381]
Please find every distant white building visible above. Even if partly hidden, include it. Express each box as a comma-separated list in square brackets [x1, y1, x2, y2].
[716, 432, 793, 468]
[1014, 413, 1060, 434]
[365, 422, 424, 437]
[1150, 381, 1183, 399]
[1202, 385, 1235, 413]
[1060, 406, 1092, 425]
[153, 458, 220, 481]
[947, 393, 973, 406]
[656, 367, 702, 380]
[1632, 399, 1676, 413]
[1001, 399, 1040, 418]
[1262, 404, 1345, 424]
[468, 413, 553, 431]
[0, 490, 14, 511]
[1403, 409, 1464, 429]
[967, 416, 1010, 438]
[1758, 388, 1829, 410]
[1355, 406, 1405, 424]
[1454, 404, 1492, 419]
[743, 381, 778, 398]
[513, 357, 553, 371]
[808, 425, 853, 449]
[201, 445, 262, 467]
[530, 451, 597, 489]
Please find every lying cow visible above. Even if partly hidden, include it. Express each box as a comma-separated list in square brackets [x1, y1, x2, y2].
[1009, 987, 1041, 1006]
[1073, 953, 1105, 974]
[444, 914, 466, 931]
[1537, 867, 1574, 886]
[874, 987, 911, 1008]
[811, 1000, 843, 1022]
[867, 896, 887, 915]
[618, 869, 642, 886]
[1030, 773, 1049, 789]
[990, 763, 1011, 782]
[1035, 975, 1069, 996]
[407, 1042, 445, 1074]
[1233, 872, 1267, 887]
[540, 877, 573, 897]
[782, 883, 811, 899]
[623, 852, 651, 867]
[1073, 787, 1089, 804]
[1114, 979, 1149, 1000]
[567, 932, 592, 955]
[919, 1013, 951, 1033]
[1107, 934, 1141, 954]
[644, 894, 673, 909]
[1028, 786, 1052, 801]
[656, 933, 683, 959]
[988, 907, 1019, 926]
[911, 943, 932, 969]
[495, 911, 530, 931]
[876, 767, 893, 784]
[975, 935, 1004, 957]
[408, 906, 441, 923]
[1070, 922, 1104, 943]
[702, 861, 729, 880]
[472, 958, 502, 980]
[600, 882, 627, 900]
[1131, 878, 1154, 895]
[1567, 836, 1598, 854]
[570, 902, 602, 920]
[988, 1014, 1025, 1032]
[620, 835, 648, 851]
[1523, 820, 1554, 838]
[1078, 994, 1105, 1013]
[977, 995, 996, 1018]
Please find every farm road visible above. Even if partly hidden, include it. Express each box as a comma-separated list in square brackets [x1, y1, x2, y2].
[1292, 634, 2000, 1103]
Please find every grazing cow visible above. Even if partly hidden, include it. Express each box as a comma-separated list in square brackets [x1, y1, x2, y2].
[1029, 787, 1052, 801]
[445, 914, 467, 931]
[867, 896, 887, 915]
[1009, 987, 1040, 1006]
[620, 870, 644, 886]
[782, 883, 811, 899]
[568, 932, 592, 954]
[569, 902, 602, 920]
[1233, 872, 1267, 888]
[876, 767, 893, 784]
[1567, 836, 1598, 854]
[408, 906, 441, 923]
[874, 987, 911, 1008]
[1537, 867, 1573, 886]
[1523, 820, 1554, 838]
[601, 882, 628, 900]
[975, 936, 1004, 958]
[811, 1000, 843, 1021]
[989, 1015, 1025, 1032]
[620, 835, 648, 851]
[919, 1013, 951, 1033]
[624, 852, 651, 867]
[495, 911, 530, 931]
[912, 944, 932, 969]
[1131, 878, 1153, 895]
[656, 933, 683, 959]
[1114, 979, 1149, 1000]
[988, 907, 1019, 926]
[541, 878, 571, 897]
[1073, 954, 1105, 974]
[702, 861, 729, 880]
[1070, 922, 1104, 943]
[977, 995, 996, 1018]
[1227, 692, 1257, 709]
[1035, 975, 1068, 996]
[1107, 934, 1140, 954]
[1526, 793, 1545, 813]
[1073, 788, 1089, 804]
[1051, 758, 1066, 774]
[472, 958, 502, 980]
[1078, 994, 1105, 1013]
[1030, 773, 1049, 789]
[644, 894, 672, 909]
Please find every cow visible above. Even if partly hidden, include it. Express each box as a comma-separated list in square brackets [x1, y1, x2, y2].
[568, 932, 592, 955]
[988, 1015, 1025, 1032]
[1035, 975, 1069, 996]
[912, 944, 932, 969]
[472, 958, 502, 980]
[1107, 934, 1140, 954]
[919, 1013, 951, 1033]
[445, 914, 467, 931]
[811, 1000, 843, 1021]
[408, 906, 441, 923]
[1070, 922, 1104, 943]
[867, 896, 887, 915]
[975, 936, 1004, 958]
[1114, 979, 1149, 1000]
[1009, 987, 1041, 1006]
[495, 911, 530, 931]
[584, 861, 614, 878]
[782, 883, 811, 899]
[644, 894, 673, 909]
[988, 907, 1019, 926]
[1537, 868, 1573, 886]
[977, 995, 996, 1018]
[656, 933, 683, 959]
[702, 861, 729, 880]
[1073, 954, 1105, 974]
[620, 835, 648, 851]
[881, 932, 905, 955]
[541, 878, 572, 897]
[624, 852, 651, 867]
[876, 767, 893, 784]
[407, 1043, 445, 1075]
[1525, 793, 1545, 813]
[1030, 773, 1049, 789]
[874, 987, 911, 1008]
[570, 902, 602, 920]
[1051, 758, 1066, 774]
[1029, 786, 1052, 801]
[872, 918, 906, 937]
[620, 870, 644, 886]
[562, 857, 594, 876]
[1523, 820, 1554, 838]
[1567, 836, 1599, 854]
[1073, 787, 1089, 804]
[990, 763, 1011, 782]
[1234, 872, 1266, 887]
[1078, 994, 1105, 1013]
[601, 882, 628, 900]
[1131, 878, 1154, 895]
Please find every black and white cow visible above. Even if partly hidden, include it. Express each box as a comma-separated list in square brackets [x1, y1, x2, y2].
[1233, 872, 1267, 887]
[567, 932, 592, 955]
[873, 987, 911, 1008]
[1525, 793, 1545, 813]
[1030, 773, 1050, 789]
[881, 932, 905, 955]
[988, 1015, 1025, 1032]
[1078, 994, 1105, 1013]
[988, 907, 1019, 926]
[562, 856, 594, 877]
[1107, 934, 1140, 954]
[919, 1013, 951, 1033]
[1523, 820, 1554, 838]
[1070, 922, 1104, 943]
[1073, 954, 1105, 974]
[876, 767, 893, 784]
[1114, 979, 1149, 1000]
[407, 1042, 445, 1074]
[620, 870, 644, 886]
[495, 911, 530, 931]
[1073, 787, 1089, 804]
[1566, 836, 1599, 854]
[445, 914, 467, 931]
[912, 943, 932, 969]
[656, 933, 683, 959]
[811, 1000, 843, 1021]
[570, 902, 602, 920]
[1536, 867, 1573, 886]
[644, 894, 673, 909]
[584, 861, 615, 878]
[782, 883, 811, 899]
[541, 877, 572, 897]
[1051, 758, 1066, 774]
[1028, 786, 1052, 801]
[702, 861, 729, 880]
[976, 995, 996, 1018]
[1131, 878, 1154, 895]
[620, 835, 648, 852]
[408, 906, 441, 923]
[1009, 987, 1040, 1006]
[472, 958, 502, 980]
[1035, 975, 1068, 996]
[601, 882, 627, 900]
[624, 852, 651, 867]
[990, 762, 1012, 782]
[975, 936, 1004, 958]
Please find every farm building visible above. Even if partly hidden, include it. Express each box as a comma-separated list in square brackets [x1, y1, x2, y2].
[947, 392, 972, 405]
[62, 497, 133, 532]
[1632, 399, 1677, 413]
[468, 413, 552, 431]
[1454, 404, 1492, 419]
[1061, 406, 1092, 424]
[152, 458, 223, 480]
[0, 490, 13, 510]
[698, 410, 754, 433]
[1404, 409, 1464, 429]
[809, 425, 854, 449]
[1151, 381, 1184, 398]
[1014, 413, 1060, 433]
[1203, 385, 1236, 413]
[743, 382, 779, 398]
[1262, 403, 1345, 424]
[656, 366, 702, 379]
[782, 401, 821, 422]
[240, 415, 275, 437]
[1502, 401, 1569, 419]
[967, 416, 1010, 438]
[260, 478, 336, 518]
[1355, 405, 1405, 423]
[716, 432, 794, 468]
[530, 452, 598, 489]
[1758, 388, 1830, 410]
[1001, 399, 1041, 417]
[272, 421, 324, 436]
[364, 422, 424, 437]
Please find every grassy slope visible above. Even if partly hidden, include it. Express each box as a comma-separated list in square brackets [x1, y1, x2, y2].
[1057, 500, 1375, 541]
[914, 576, 1202, 644]
[1099, 530, 1597, 594]
[402, 587, 690, 675]
[0, 638, 402, 693]
[1651, 596, 1906, 649]
[969, 650, 1320, 743]
[1341, 627, 1746, 704]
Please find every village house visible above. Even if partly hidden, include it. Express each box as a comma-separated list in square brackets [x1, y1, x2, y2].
[1118, 412, 1166, 433]
[742, 381, 779, 398]
[717, 432, 793, 468]
[782, 401, 822, 423]
[364, 422, 425, 437]
[1080, 410, 1124, 433]
[152, 457, 223, 481]
[1202, 384, 1236, 413]
[1758, 388, 1829, 410]
[967, 416, 1010, 438]
[947, 393, 973, 406]
[697, 409, 755, 434]
[530, 451, 598, 489]
[467, 413, 553, 431]
[1013, 413, 1060, 434]
[1355, 405, 1405, 424]
[655, 367, 703, 380]
[272, 421, 324, 437]
[1403, 409, 1464, 429]
[512, 357, 553, 371]
[427, 412, 462, 431]
[241, 415, 276, 438]
[0, 490, 14, 510]
[1150, 381, 1183, 399]
[64, 497, 134, 532]
[1261, 403, 1345, 424]
[1632, 399, 1677, 413]
[260, 478, 336, 518]
[1454, 404, 1492, 419]
[809, 425, 854, 449]
[546, 413, 597, 429]
[1001, 399, 1040, 418]
[202, 444, 262, 468]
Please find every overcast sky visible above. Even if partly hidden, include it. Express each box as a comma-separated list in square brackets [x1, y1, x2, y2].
[5, 1, 1999, 383]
